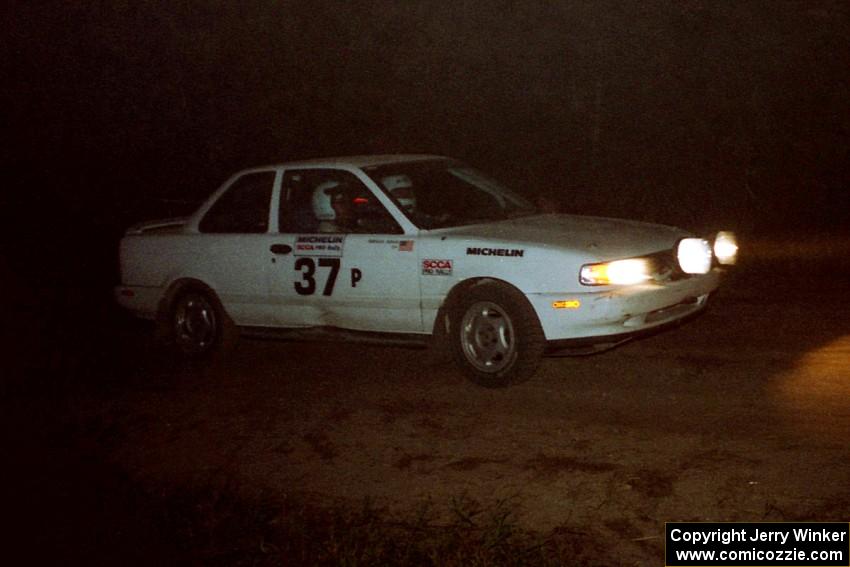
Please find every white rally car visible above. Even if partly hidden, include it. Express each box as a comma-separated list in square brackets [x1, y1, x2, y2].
[116, 155, 737, 387]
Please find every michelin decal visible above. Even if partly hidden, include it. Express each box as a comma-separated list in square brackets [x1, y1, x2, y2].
[466, 247, 524, 257]
[295, 235, 344, 256]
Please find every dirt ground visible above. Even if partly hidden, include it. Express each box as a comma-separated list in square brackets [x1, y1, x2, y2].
[5, 236, 850, 564]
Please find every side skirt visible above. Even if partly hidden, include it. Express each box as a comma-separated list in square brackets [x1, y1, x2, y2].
[239, 325, 430, 349]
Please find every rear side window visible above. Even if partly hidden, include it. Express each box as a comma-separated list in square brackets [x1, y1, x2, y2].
[199, 171, 275, 233]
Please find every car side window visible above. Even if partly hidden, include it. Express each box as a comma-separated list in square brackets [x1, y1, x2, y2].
[199, 171, 275, 233]
[279, 169, 402, 234]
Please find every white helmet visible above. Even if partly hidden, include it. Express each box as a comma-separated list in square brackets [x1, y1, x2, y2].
[312, 180, 340, 221]
[382, 174, 416, 212]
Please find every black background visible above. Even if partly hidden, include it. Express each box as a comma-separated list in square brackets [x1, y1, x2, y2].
[6, 2, 849, 289]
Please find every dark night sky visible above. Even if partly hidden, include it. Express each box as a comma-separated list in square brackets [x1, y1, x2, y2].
[5, 1, 849, 276]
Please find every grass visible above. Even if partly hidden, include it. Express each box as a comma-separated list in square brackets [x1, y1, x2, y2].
[148, 481, 606, 566]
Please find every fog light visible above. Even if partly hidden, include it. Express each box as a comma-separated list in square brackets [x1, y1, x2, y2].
[713, 231, 738, 265]
[677, 238, 712, 274]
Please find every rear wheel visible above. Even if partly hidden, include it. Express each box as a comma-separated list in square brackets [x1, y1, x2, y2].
[172, 291, 220, 356]
[159, 286, 237, 359]
[449, 282, 545, 387]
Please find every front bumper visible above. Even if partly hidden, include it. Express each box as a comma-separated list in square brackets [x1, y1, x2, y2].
[528, 270, 721, 342]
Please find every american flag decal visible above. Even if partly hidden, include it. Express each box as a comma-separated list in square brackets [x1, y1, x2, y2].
[399, 240, 414, 252]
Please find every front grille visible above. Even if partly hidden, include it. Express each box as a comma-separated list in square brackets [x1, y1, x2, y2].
[644, 248, 688, 282]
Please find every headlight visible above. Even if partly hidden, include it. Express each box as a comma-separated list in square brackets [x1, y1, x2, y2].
[580, 258, 652, 286]
[677, 238, 712, 274]
[713, 231, 738, 265]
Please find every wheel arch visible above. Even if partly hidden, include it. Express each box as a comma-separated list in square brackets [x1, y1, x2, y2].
[432, 276, 539, 336]
[158, 278, 219, 317]
[155, 277, 234, 334]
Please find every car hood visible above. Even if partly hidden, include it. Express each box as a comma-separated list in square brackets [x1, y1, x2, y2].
[429, 214, 689, 260]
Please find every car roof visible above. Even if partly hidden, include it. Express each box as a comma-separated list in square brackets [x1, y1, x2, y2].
[266, 154, 448, 169]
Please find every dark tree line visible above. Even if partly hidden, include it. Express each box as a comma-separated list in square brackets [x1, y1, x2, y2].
[7, 1, 849, 241]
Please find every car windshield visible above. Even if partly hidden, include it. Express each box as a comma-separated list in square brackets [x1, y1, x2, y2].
[364, 159, 537, 229]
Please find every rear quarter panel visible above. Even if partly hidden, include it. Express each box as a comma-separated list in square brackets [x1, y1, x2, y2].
[120, 233, 206, 289]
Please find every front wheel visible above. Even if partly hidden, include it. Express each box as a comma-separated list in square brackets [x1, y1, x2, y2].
[449, 282, 545, 387]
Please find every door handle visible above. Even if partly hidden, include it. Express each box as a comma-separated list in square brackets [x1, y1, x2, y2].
[270, 244, 292, 255]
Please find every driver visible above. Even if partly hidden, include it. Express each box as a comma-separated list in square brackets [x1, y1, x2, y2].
[381, 174, 416, 214]
[382, 173, 456, 227]
[312, 180, 358, 233]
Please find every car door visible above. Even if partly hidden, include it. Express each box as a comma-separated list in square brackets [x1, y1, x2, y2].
[268, 168, 422, 333]
[192, 169, 281, 327]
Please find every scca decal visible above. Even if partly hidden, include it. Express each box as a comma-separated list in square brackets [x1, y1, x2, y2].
[422, 259, 453, 276]
[466, 247, 524, 257]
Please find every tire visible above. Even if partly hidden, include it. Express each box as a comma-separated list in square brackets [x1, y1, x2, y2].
[448, 282, 545, 387]
[163, 287, 236, 358]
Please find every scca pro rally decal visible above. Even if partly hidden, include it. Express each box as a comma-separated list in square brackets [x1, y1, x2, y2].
[295, 235, 344, 256]
[466, 247, 524, 257]
[422, 259, 453, 276]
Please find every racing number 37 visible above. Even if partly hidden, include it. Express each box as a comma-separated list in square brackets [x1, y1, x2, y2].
[294, 257, 340, 296]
